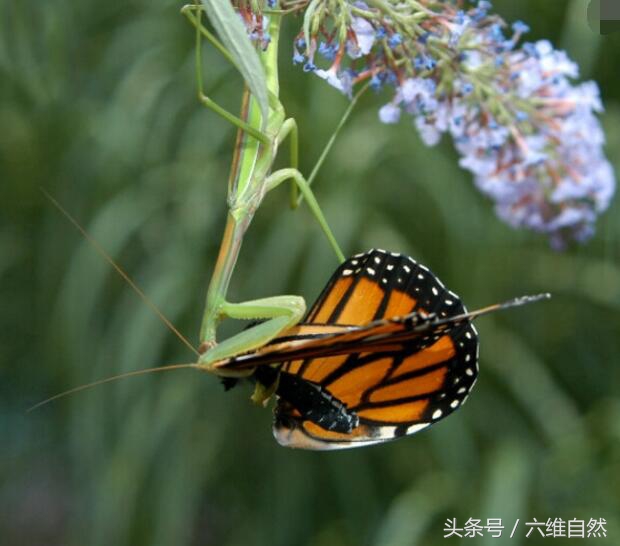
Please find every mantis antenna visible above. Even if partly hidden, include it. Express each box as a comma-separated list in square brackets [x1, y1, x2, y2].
[41, 188, 200, 358]
[27, 363, 200, 412]
[28, 191, 204, 411]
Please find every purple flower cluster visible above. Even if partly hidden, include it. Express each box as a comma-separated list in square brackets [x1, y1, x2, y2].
[379, 32, 613, 248]
[234, 0, 614, 247]
[449, 42, 615, 249]
[286, 0, 615, 248]
[290, 11, 377, 98]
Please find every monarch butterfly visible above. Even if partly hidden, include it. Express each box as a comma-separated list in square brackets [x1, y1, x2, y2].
[210, 249, 548, 450]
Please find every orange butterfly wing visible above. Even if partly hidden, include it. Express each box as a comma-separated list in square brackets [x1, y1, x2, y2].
[274, 249, 478, 450]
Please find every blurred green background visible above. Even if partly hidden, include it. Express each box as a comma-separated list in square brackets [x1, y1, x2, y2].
[1, 0, 619, 544]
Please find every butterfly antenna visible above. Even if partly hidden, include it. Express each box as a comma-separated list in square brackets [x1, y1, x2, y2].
[41, 188, 200, 358]
[467, 292, 551, 321]
[27, 363, 200, 412]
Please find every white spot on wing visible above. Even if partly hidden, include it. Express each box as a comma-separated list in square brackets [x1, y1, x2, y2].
[366, 267, 376, 275]
[450, 399, 460, 409]
[376, 426, 397, 439]
[406, 423, 429, 435]
[432, 409, 443, 420]
[342, 269, 353, 276]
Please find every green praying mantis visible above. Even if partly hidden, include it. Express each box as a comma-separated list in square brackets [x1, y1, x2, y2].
[34, 2, 550, 418]
[32, 0, 369, 411]
[182, 1, 350, 373]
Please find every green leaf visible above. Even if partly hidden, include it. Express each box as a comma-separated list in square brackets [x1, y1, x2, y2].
[201, 0, 268, 127]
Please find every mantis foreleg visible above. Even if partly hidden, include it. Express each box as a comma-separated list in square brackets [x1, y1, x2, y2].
[199, 296, 305, 368]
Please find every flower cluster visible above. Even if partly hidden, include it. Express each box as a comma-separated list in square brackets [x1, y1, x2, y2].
[446, 41, 615, 249]
[238, 0, 615, 248]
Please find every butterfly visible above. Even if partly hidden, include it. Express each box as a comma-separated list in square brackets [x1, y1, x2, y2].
[210, 249, 548, 450]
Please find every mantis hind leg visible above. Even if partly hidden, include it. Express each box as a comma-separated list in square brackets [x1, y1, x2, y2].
[265, 166, 345, 263]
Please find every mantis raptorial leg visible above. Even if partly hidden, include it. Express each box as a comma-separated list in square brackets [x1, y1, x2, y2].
[198, 296, 306, 368]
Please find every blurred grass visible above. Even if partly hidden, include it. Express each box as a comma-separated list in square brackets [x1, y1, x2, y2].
[1, 0, 619, 545]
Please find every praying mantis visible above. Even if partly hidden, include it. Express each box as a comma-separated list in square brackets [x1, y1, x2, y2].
[32, 0, 368, 411]
[181, 2, 360, 374]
